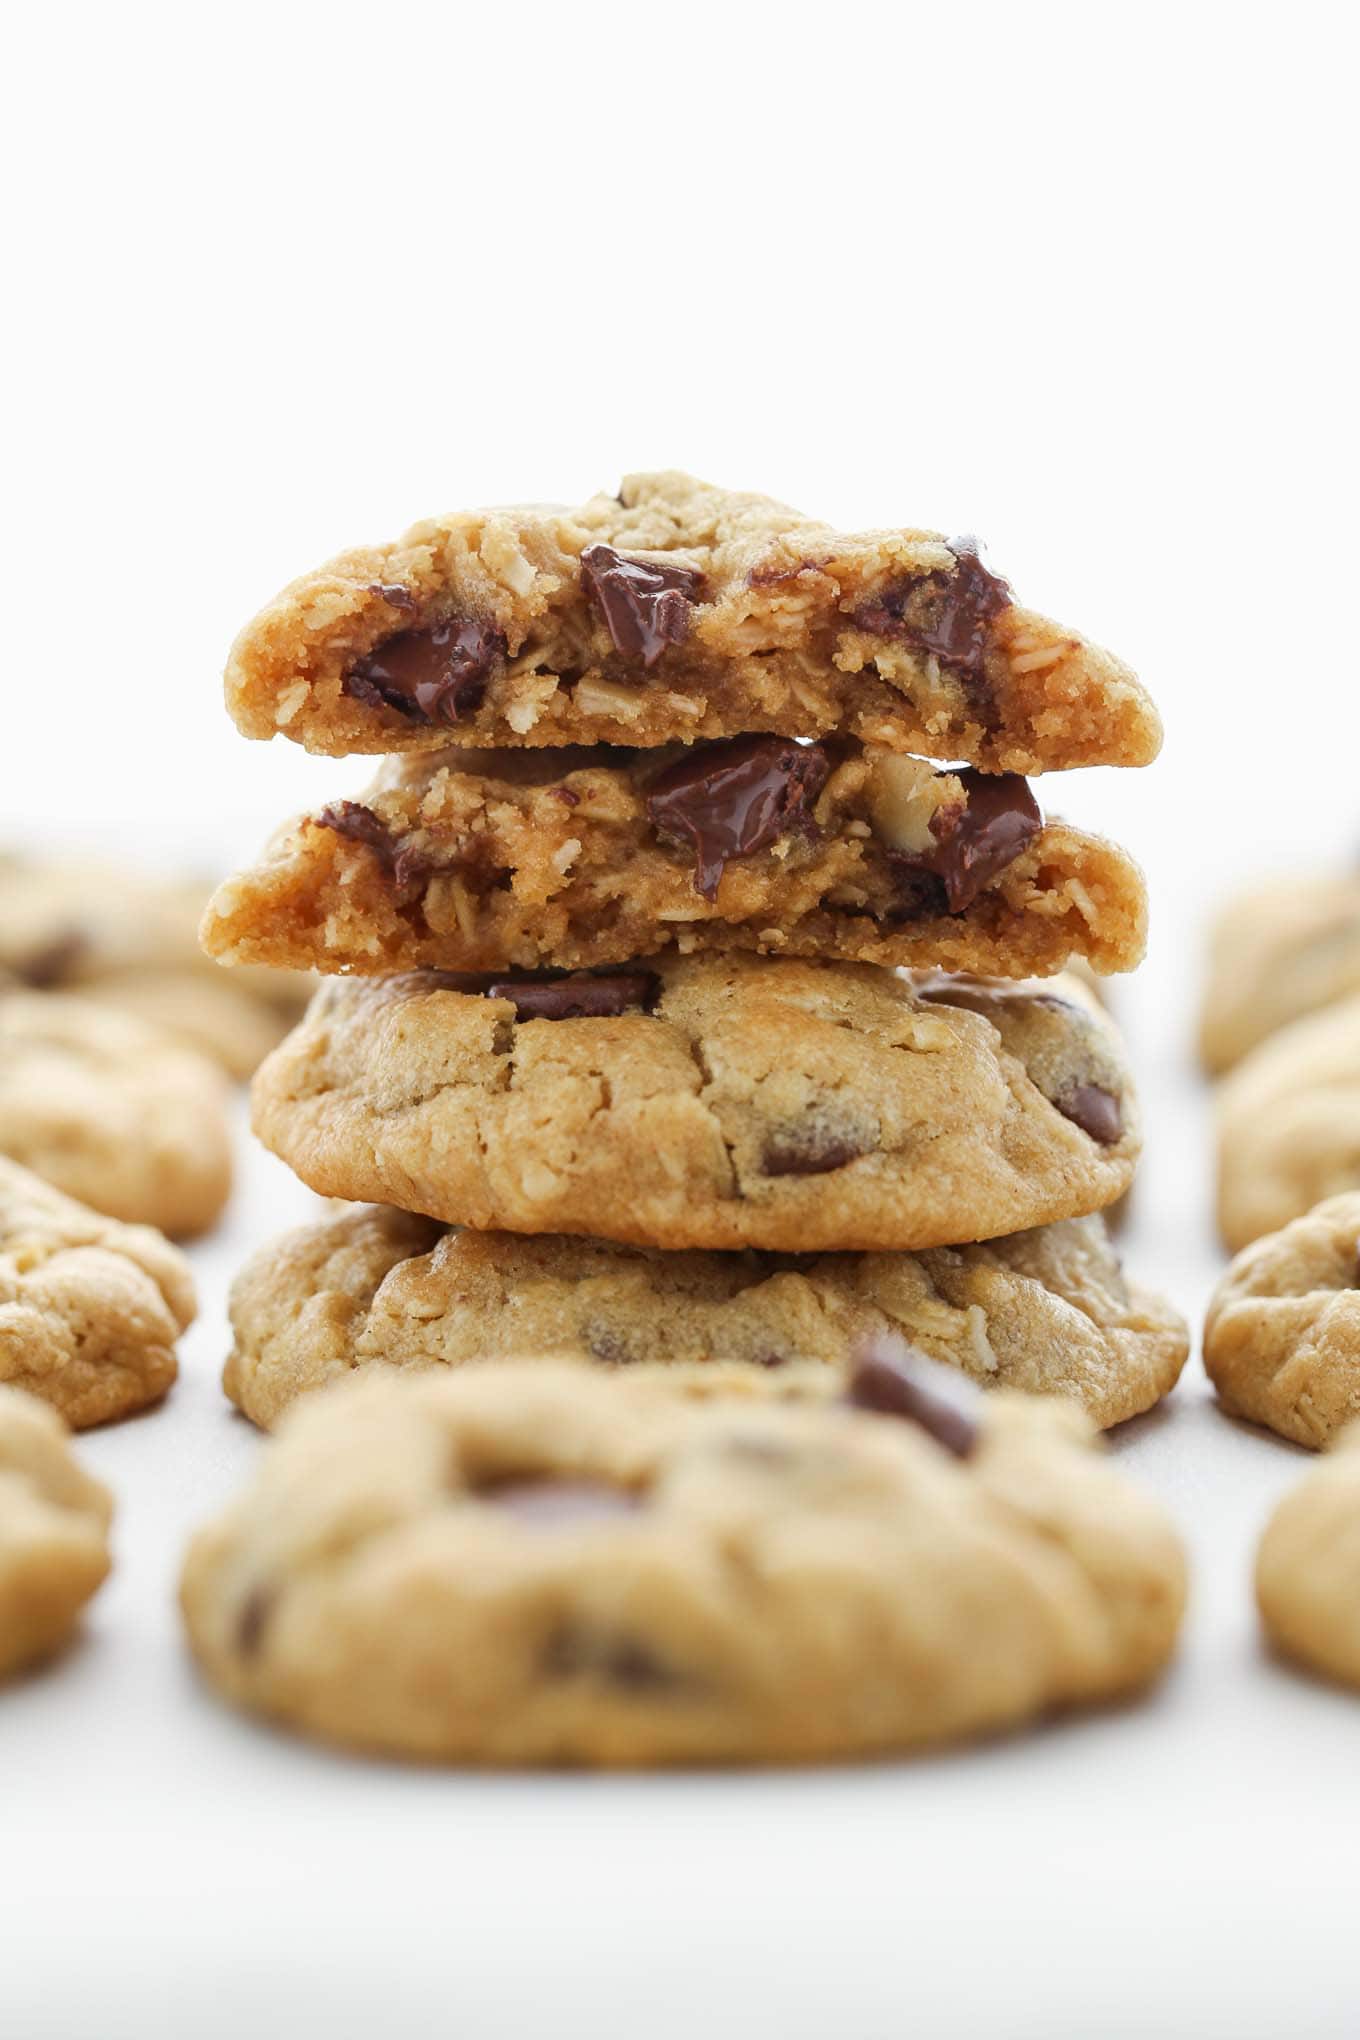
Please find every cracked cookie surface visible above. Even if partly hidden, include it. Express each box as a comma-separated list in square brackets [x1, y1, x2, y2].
[224, 471, 1161, 774]
[1205, 1191, 1360, 1447]
[0, 992, 233, 1237]
[1257, 1419, 1360, 1689]
[1215, 993, 1360, 1252]
[223, 1203, 1186, 1432]
[0, 1156, 194, 1425]
[250, 958, 1138, 1253]
[202, 741, 1146, 980]
[1199, 875, 1360, 1075]
[0, 1385, 113, 1676]
[181, 1359, 1185, 1764]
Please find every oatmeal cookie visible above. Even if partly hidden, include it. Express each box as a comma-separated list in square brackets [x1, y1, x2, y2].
[181, 1353, 1185, 1764]
[251, 957, 1138, 1253]
[224, 472, 1161, 773]
[1215, 994, 1360, 1252]
[1257, 1419, 1360, 1689]
[0, 1386, 113, 1677]
[1199, 876, 1360, 1074]
[202, 741, 1146, 980]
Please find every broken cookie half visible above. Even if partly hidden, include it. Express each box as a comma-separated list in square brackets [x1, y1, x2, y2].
[224, 470, 1161, 775]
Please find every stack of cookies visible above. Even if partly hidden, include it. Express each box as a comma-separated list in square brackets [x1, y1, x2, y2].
[205, 472, 1186, 1431]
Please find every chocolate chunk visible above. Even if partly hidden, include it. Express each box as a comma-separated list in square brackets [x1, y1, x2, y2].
[315, 802, 436, 889]
[647, 735, 830, 900]
[761, 1125, 869, 1178]
[486, 971, 659, 1022]
[1055, 1082, 1123, 1145]
[845, 1337, 981, 1458]
[542, 1623, 679, 1692]
[580, 544, 703, 667]
[484, 1477, 643, 1527]
[14, 929, 86, 988]
[856, 537, 1013, 681]
[367, 581, 417, 612]
[882, 863, 950, 923]
[236, 1586, 273, 1658]
[344, 614, 506, 724]
[891, 769, 1041, 915]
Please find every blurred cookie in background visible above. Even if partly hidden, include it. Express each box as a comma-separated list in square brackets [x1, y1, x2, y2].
[0, 1386, 113, 1679]
[1199, 875, 1360, 1076]
[1257, 1420, 1360, 1691]
[1215, 993, 1360, 1253]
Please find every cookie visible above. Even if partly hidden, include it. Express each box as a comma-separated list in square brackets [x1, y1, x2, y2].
[0, 1156, 194, 1426]
[224, 471, 1161, 775]
[223, 1204, 1185, 1433]
[181, 1352, 1185, 1764]
[1199, 876, 1360, 1074]
[1204, 1191, 1360, 1447]
[202, 741, 1146, 981]
[1215, 993, 1360, 1252]
[251, 958, 1139, 1253]
[0, 992, 233, 1237]
[0, 1386, 113, 1677]
[1257, 1420, 1360, 1689]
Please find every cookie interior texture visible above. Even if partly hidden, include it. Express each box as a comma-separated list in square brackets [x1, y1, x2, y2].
[250, 956, 1140, 1253]
[202, 741, 1146, 980]
[223, 1204, 1186, 1433]
[224, 471, 1161, 774]
[0, 1385, 113, 1677]
[181, 1364, 1185, 1764]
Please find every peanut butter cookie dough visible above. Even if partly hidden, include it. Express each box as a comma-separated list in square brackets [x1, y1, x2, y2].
[224, 472, 1161, 774]
[181, 1354, 1185, 1765]
[1199, 875, 1360, 1075]
[0, 1386, 113, 1677]
[223, 1203, 1186, 1432]
[251, 958, 1139, 1254]
[1257, 1420, 1360, 1689]
[1215, 993, 1360, 1253]
[0, 1157, 194, 1426]
[1204, 1191, 1360, 1447]
[203, 741, 1146, 980]
[0, 993, 232, 1238]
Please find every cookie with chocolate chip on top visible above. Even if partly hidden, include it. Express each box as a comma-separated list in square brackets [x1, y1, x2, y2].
[201, 739, 1146, 981]
[180, 1355, 1185, 1764]
[223, 471, 1161, 774]
[249, 955, 1139, 1254]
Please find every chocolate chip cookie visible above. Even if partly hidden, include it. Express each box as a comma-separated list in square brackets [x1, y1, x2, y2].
[251, 958, 1138, 1253]
[223, 1202, 1186, 1432]
[181, 1353, 1185, 1764]
[0, 1386, 113, 1677]
[1204, 1191, 1360, 1447]
[1215, 993, 1360, 1253]
[1257, 1420, 1360, 1689]
[0, 1156, 194, 1426]
[202, 741, 1146, 980]
[1199, 875, 1360, 1075]
[224, 471, 1161, 775]
[0, 992, 233, 1237]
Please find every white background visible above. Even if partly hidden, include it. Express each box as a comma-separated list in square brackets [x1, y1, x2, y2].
[2, 6, 1358, 2036]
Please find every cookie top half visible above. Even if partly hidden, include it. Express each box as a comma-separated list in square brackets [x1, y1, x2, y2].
[181, 1356, 1185, 1764]
[251, 957, 1138, 1253]
[224, 471, 1160, 773]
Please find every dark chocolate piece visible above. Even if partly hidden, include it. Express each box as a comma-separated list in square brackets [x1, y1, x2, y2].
[344, 614, 505, 724]
[486, 971, 660, 1022]
[893, 769, 1041, 915]
[14, 930, 86, 988]
[484, 1477, 642, 1527]
[367, 581, 418, 612]
[314, 802, 435, 889]
[845, 1337, 981, 1459]
[1054, 1082, 1123, 1145]
[580, 544, 703, 667]
[647, 735, 830, 900]
[855, 537, 1013, 682]
[761, 1126, 869, 1178]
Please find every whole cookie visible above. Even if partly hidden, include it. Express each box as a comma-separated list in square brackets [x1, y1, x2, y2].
[224, 1205, 1186, 1432]
[251, 957, 1139, 1253]
[0, 1386, 113, 1678]
[1257, 1420, 1360, 1689]
[1199, 876, 1360, 1075]
[1204, 1191, 1360, 1447]
[0, 1157, 195, 1426]
[0, 992, 232, 1237]
[1215, 993, 1360, 1253]
[224, 470, 1161, 774]
[181, 1357, 1186, 1764]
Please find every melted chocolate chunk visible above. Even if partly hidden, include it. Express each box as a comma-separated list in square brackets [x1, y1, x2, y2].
[647, 735, 831, 900]
[846, 1337, 981, 1459]
[315, 802, 435, 889]
[761, 1125, 869, 1178]
[856, 537, 1013, 682]
[484, 1477, 643, 1527]
[344, 614, 506, 725]
[580, 544, 704, 667]
[486, 971, 659, 1022]
[891, 769, 1041, 915]
[236, 1586, 273, 1658]
[1054, 1082, 1123, 1145]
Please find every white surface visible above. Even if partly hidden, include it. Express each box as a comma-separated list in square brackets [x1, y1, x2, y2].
[4, 5, 1360, 2035]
